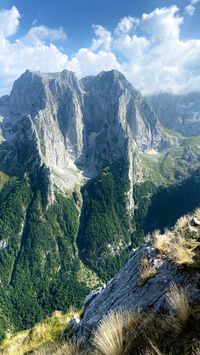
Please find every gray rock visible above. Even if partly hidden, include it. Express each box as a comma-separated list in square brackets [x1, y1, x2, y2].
[191, 217, 200, 227]
[84, 285, 106, 308]
[61, 315, 81, 339]
[75, 243, 200, 341]
[147, 92, 200, 136]
[0, 69, 164, 207]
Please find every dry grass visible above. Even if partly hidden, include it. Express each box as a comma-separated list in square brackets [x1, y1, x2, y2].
[54, 341, 82, 355]
[194, 208, 200, 220]
[145, 341, 164, 355]
[153, 231, 172, 255]
[175, 215, 189, 231]
[92, 309, 128, 355]
[167, 284, 190, 325]
[90, 288, 200, 355]
[139, 258, 158, 286]
[169, 239, 195, 266]
[192, 344, 200, 355]
[153, 222, 196, 267]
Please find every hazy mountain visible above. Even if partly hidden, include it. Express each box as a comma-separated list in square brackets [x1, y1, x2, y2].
[147, 92, 200, 136]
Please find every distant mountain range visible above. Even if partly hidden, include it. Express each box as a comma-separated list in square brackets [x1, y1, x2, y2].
[147, 92, 200, 136]
[0, 70, 200, 340]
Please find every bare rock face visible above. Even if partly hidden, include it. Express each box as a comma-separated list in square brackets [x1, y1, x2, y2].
[75, 243, 200, 341]
[81, 71, 161, 171]
[0, 69, 163, 205]
[9, 69, 85, 167]
[147, 92, 200, 136]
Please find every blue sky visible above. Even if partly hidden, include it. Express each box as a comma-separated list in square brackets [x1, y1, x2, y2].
[0, 0, 200, 94]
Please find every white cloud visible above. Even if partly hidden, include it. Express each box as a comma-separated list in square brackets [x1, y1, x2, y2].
[0, 6, 20, 38]
[185, 4, 195, 15]
[22, 25, 67, 45]
[68, 48, 120, 77]
[114, 34, 149, 60]
[111, 5, 200, 94]
[114, 16, 137, 35]
[91, 25, 112, 51]
[141, 6, 183, 41]
[191, 0, 200, 5]
[0, 5, 200, 95]
[0, 7, 68, 95]
[185, 0, 200, 15]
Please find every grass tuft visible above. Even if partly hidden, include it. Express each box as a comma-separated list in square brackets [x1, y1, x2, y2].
[167, 284, 190, 325]
[139, 258, 158, 286]
[92, 309, 127, 355]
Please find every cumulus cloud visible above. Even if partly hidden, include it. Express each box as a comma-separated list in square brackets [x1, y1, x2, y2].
[0, 5, 200, 95]
[140, 6, 183, 41]
[22, 25, 67, 45]
[185, 0, 200, 15]
[114, 34, 149, 60]
[0, 7, 69, 94]
[68, 48, 120, 77]
[185, 4, 195, 15]
[0, 6, 20, 38]
[91, 25, 112, 51]
[114, 16, 137, 35]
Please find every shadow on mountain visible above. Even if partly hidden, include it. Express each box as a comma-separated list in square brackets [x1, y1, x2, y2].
[133, 168, 200, 245]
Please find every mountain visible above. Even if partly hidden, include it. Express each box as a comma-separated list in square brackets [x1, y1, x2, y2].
[76, 209, 200, 344]
[70, 211, 200, 355]
[1, 210, 200, 354]
[0, 69, 162, 196]
[147, 92, 200, 136]
[0, 69, 200, 341]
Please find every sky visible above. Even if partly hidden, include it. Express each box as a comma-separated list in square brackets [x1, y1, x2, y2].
[0, 0, 200, 95]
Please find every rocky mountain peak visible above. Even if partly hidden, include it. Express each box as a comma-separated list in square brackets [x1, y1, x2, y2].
[0, 69, 164, 206]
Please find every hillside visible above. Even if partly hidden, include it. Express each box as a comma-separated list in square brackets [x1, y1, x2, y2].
[0, 209, 200, 354]
[0, 70, 200, 340]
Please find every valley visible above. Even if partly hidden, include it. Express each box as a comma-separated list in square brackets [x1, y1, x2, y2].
[0, 70, 199, 352]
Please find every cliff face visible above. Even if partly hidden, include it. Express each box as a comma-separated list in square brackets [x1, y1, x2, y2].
[0, 69, 163, 205]
[147, 92, 200, 136]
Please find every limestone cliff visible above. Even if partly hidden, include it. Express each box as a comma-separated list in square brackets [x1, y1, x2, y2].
[0, 69, 163, 206]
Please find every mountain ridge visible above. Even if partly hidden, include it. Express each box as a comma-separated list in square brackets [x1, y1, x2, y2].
[0, 69, 200, 342]
[0, 69, 164, 209]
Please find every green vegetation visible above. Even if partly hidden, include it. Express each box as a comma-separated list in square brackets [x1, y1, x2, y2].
[133, 168, 200, 245]
[140, 135, 200, 185]
[0, 133, 200, 341]
[77, 160, 131, 281]
[0, 310, 77, 354]
[0, 176, 100, 340]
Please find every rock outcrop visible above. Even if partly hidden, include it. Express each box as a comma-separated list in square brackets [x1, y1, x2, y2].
[74, 214, 200, 341]
[0, 69, 163, 206]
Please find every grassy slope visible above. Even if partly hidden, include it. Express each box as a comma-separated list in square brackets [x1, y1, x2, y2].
[0, 310, 77, 355]
[1, 209, 200, 355]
